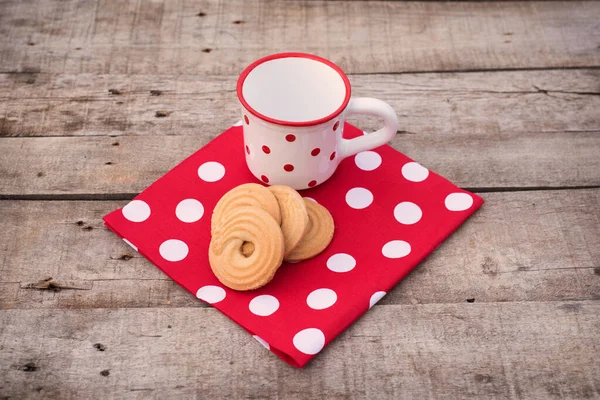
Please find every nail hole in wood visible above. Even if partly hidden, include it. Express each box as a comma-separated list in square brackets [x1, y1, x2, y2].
[94, 343, 106, 352]
[108, 89, 123, 95]
[155, 110, 171, 118]
[202, 48, 212, 53]
[150, 90, 162, 96]
[100, 370, 110, 377]
[466, 298, 475, 303]
[37, 171, 44, 177]
[197, 12, 206, 17]
[21, 362, 39, 372]
[474, 374, 493, 383]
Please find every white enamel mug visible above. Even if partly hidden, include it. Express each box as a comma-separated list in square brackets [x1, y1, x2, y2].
[237, 53, 398, 190]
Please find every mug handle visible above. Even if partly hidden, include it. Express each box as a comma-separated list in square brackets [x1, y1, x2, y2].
[339, 97, 399, 158]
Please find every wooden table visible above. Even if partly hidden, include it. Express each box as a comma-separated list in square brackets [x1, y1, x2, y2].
[1, 1, 599, 398]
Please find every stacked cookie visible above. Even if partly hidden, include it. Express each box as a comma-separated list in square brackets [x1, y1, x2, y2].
[209, 183, 335, 291]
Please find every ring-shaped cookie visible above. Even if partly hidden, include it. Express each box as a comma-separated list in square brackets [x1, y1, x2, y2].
[209, 206, 284, 291]
[285, 199, 335, 261]
[211, 183, 281, 233]
[268, 185, 309, 256]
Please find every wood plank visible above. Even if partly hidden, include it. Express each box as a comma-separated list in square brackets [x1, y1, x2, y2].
[2, 128, 599, 195]
[1, 302, 599, 399]
[1, 190, 598, 310]
[1, 70, 599, 193]
[1, 70, 599, 138]
[1, 0, 599, 75]
[0, 70, 600, 196]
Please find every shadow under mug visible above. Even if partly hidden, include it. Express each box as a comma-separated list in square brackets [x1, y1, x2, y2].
[237, 52, 398, 190]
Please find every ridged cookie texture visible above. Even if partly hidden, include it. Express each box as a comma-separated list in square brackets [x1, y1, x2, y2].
[285, 199, 335, 262]
[268, 185, 309, 257]
[211, 183, 281, 233]
[209, 206, 284, 291]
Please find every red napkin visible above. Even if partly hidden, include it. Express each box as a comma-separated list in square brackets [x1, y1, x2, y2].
[103, 122, 483, 368]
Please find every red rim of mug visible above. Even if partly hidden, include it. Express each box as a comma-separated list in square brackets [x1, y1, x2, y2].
[237, 52, 351, 127]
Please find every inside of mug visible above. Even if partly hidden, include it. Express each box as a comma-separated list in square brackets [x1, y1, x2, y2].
[240, 56, 348, 124]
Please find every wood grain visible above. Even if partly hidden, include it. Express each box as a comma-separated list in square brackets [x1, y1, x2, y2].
[2, 129, 599, 196]
[1, 70, 599, 138]
[1, 0, 598, 396]
[1, 189, 598, 310]
[1, 0, 599, 75]
[1, 303, 599, 399]
[2, 70, 599, 194]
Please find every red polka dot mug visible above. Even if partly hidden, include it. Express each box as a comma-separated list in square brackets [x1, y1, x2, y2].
[237, 52, 398, 190]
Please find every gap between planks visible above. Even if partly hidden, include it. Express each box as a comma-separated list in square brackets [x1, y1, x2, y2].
[3, 65, 600, 78]
[1, 186, 599, 201]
